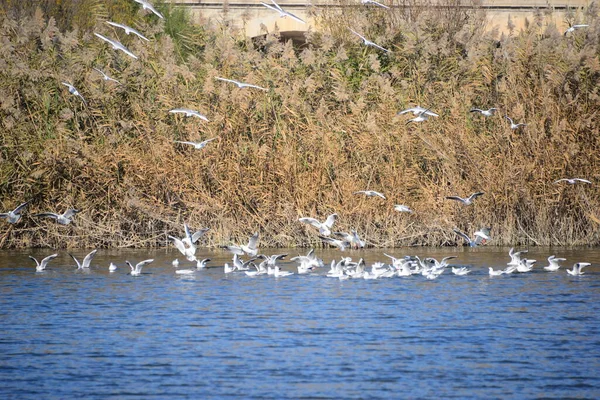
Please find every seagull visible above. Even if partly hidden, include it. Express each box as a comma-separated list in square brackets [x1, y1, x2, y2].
[94, 32, 138, 59]
[260, 0, 305, 24]
[223, 232, 260, 257]
[394, 204, 413, 213]
[273, 266, 294, 277]
[453, 228, 490, 247]
[505, 116, 527, 130]
[544, 256, 566, 272]
[109, 263, 117, 272]
[168, 235, 196, 262]
[29, 254, 58, 272]
[318, 235, 350, 251]
[553, 178, 592, 185]
[360, 0, 390, 9]
[128, 259, 154, 276]
[405, 109, 434, 124]
[196, 258, 211, 269]
[34, 209, 80, 225]
[564, 24, 589, 35]
[354, 190, 386, 199]
[470, 108, 497, 117]
[215, 77, 268, 91]
[333, 231, 365, 249]
[349, 29, 390, 52]
[224, 262, 236, 274]
[61, 82, 87, 105]
[508, 248, 528, 266]
[169, 108, 209, 121]
[133, 0, 164, 19]
[174, 138, 217, 150]
[0, 201, 29, 224]
[517, 258, 536, 273]
[397, 107, 439, 117]
[298, 213, 338, 236]
[452, 267, 471, 276]
[106, 21, 149, 41]
[69, 249, 98, 269]
[93, 68, 120, 84]
[489, 267, 504, 276]
[290, 249, 324, 269]
[566, 262, 590, 276]
[445, 192, 484, 205]
[172, 259, 179, 267]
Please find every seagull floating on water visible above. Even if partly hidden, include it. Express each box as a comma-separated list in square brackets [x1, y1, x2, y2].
[128, 259, 154, 276]
[109, 263, 117, 272]
[566, 262, 590, 276]
[61, 82, 87, 105]
[544, 255, 566, 272]
[470, 108, 497, 117]
[0, 201, 29, 224]
[298, 213, 337, 236]
[174, 138, 217, 150]
[360, 0, 390, 9]
[260, 0, 306, 24]
[394, 204, 413, 213]
[446, 192, 484, 205]
[30, 254, 58, 272]
[69, 249, 98, 269]
[34, 209, 80, 225]
[505, 116, 527, 130]
[354, 190, 386, 199]
[564, 24, 588, 35]
[94, 32, 138, 59]
[215, 77, 268, 91]
[133, 0, 164, 19]
[489, 267, 504, 276]
[349, 29, 390, 52]
[106, 21, 149, 41]
[93, 68, 120, 84]
[169, 108, 209, 121]
[553, 178, 591, 185]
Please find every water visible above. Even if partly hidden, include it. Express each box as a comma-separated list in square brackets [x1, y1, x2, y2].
[1, 247, 600, 399]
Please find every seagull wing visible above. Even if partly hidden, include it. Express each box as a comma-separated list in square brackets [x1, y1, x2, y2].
[575, 178, 592, 184]
[453, 229, 472, 244]
[135, 259, 154, 273]
[446, 196, 466, 203]
[370, 0, 390, 9]
[34, 212, 59, 220]
[223, 245, 245, 255]
[69, 253, 82, 269]
[174, 141, 197, 147]
[247, 232, 259, 250]
[40, 254, 59, 268]
[82, 249, 98, 268]
[368, 41, 390, 52]
[191, 228, 210, 243]
[168, 235, 187, 255]
[553, 179, 567, 184]
[299, 217, 322, 229]
[505, 116, 514, 124]
[29, 256, 40, 268]
[63, 209, 79, 219]
[261, 2, 283, 14]
[283, 10, 306, 24]
[12, 201, 29, 214]
[324, 213, 338, 229]
[467, 192, 485, 202]
[241, 83, 268, 91]
[215, 77, 239, 85]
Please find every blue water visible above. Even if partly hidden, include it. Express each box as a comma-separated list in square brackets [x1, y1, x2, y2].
[1, 247, 600, 399]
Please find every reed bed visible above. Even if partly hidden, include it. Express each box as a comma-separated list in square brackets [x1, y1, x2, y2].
[0, 0, 599, 248]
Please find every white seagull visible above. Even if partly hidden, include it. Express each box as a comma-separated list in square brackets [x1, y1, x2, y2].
[94, 33, 138, 59]
[0, 201, 29, 224]
[489, 267, 504, 276]
[128, 259, 154, 276]
[169, 108, 209, 121]
[93, 68, 120, 84]
[260, 0, 305, 24]
[61, 82, 87, 105]
[470, 108, 497, 117]
[34, 209, 80, 225]
[553, 178, 592, 185]
[445, 192, 484, 205]
[109, 263, 118, 272]
[566, 262, 590, 276]
[452, 267, 471, 276]
[394, 204, 413, 213]
[544, 255, 566, 272]
[29, 254, 58, 272]
[223, 232, 260, 257]
[354, 190, 386, 199]
[453, 228, 490, 247]
[333, 231, 365, 249]
[215, 77, 268, 91]
[133, 0, 164, 19]
[174, 138, 217, 150]
[106, 21, 149, 41]
[298, 213, 337, 236]
[349, 29, 390, 52]
[508, 248, 528, 266]
[564, 24, 588, 35]
[505, 116, 527, 130]
[69, 249, 98, 269]
[318, 235, 350, 251]
[397, 106, 439, 117]
[360, 0, 390, 9]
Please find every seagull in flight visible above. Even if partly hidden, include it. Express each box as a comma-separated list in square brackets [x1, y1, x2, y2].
[446, 192, 484, 205]
[566, 262, 590, 276]
[349, 29, 390, 52]
[169, 108, 209, 121]
[544, 255, 566, 272]
[215, 77, 268, 91]
[69, 249, 98, 269]
[394, 204, 413, 213]
[106, 21, 149, 41]
[360, 0, 390, 9]
[505, 116, 527, 130]
[453, 228, 490, 247]
[260, 0, 306, 24]
[553, 178, 592, 185]
[299, 213, 337, 236]
[470, 108, 497, 117]
[174, 138, 217, 150]
[94, 32, 138, 59]
[397, 106, 439, 117]
[34, 209, 80, 225]
[61, 82, 87, 105]
[223, 232, 260, 257]
[354, 190, 386, 199]
[133, 0, 164, 19]
[564, 24, 588, 35]
[318, 235, 350, 251]
[93, 68, 120, 84]
[128, 259, 154, 276]
[30, 254, 58, 272]
[1, 201, 29, 224]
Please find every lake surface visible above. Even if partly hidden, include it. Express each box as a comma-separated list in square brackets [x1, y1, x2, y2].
[1, 247, 600, 399]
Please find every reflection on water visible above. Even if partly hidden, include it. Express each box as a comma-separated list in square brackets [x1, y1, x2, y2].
[1, 247, 599, 399]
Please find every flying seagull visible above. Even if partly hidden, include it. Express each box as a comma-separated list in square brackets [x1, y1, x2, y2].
[354, 190, 386, 199]
[93, 68, 120, 84]
[405, 108, 434, 124]
[133, 0, 164, 19]
[470, 108, 497, 117]
[0, 201, 29, 224]
[128, 259, 154, 276]
[566, 262, 590, 276]
[397, 106, 439, 117]
[174, 138, 217, 150]
[61, 82, 87, 105]
[34, 209, 80, 225]
[544, 255, 566, 272]
[360, 0, 390, 9]
[505, 116, 527, 130]
[318, 235, 350, 251]
[29, 254, 59, 272]
[260, 0, 306, 24]
[94, 32, 138, 59]
[69, 249, 98, 269]
[446, 192, 484, 205]
[106, 21, 149, 41]
[169, 108, 209, 121]
[223, 232, 260, 257]
[349, 29, 390, 52]
[453, 228, 490, 247]
[564, 24, 588, 35]
[299, 213, 338, 236]
[553, 178, 591, 185]
[394, 204, 413, 213]
[215, 77, 268, 91]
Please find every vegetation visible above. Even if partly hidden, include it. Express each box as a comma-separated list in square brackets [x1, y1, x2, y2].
[0, 0, 599, 248]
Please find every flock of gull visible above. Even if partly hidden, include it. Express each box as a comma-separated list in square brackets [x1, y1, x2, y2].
[3, 1, 595, 277]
